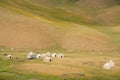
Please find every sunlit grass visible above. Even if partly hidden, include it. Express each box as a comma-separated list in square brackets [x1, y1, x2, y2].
[0, 1, 120, 80]
[0, 51, 120, 80]
[0, 0, 93, 25]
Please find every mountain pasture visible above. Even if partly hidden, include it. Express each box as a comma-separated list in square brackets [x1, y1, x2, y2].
[0, 51, 120, 80]
[0, 0, 120, 80]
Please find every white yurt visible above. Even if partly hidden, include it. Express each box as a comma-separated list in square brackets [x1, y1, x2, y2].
[7, 54, 13, 59]
[103, 60, 115, 70]
[57, 53, 64, 58]
[109, 60, 115, 67]
[51, 53, 57, 58]
[46, 52, 51, 56]
[41, 53, 47, 58]
[36, 54, 41, 58]
[103, 62, 111, 70]
[27, 52, 35, 59]
[43, 57, 52, 62]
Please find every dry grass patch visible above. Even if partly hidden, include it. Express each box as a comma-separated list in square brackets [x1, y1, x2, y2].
[16, 64, 82, 76]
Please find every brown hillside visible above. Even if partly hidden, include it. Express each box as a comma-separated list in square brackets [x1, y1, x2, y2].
[60, 24, 115, 51]
[0, 7, 59, 49]
[96, 6, 120, 25]
[0, 7, 116, 51]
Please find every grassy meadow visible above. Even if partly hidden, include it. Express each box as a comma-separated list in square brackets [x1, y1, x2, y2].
[0, 0, 120, 80]
[0, 50, 120, 80]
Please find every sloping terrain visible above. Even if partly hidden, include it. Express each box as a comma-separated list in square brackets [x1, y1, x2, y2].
[30, 0, 118, 8]
[0, 0, 118, 51]
[96, 6, 120, 25]
[29, 0, 120, 25]
[76, 0, 118, 8]
[1, 0, 120, 25]
[0, 7, 57, 49]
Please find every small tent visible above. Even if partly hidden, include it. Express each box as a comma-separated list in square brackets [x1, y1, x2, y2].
[46, 52, 51, 56]
[103, 60, 115, 70]
[7, 55, 13, 59]
[57, 53, 64, 58]
[43, 57, 52, 62]
[51, 53, 57, 58]
[36, 54, 41, 58]
[27, 52, 35, 59]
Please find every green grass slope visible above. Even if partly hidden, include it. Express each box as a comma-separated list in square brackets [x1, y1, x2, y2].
[0, 0, 92, 25]
[29, 0, 120, 26]
[76, 0, 118, 8]
[1, 0, 120, 25]
[30, 0, 118, 8]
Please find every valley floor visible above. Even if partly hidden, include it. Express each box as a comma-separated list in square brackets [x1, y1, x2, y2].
[0, 51, 120, 80]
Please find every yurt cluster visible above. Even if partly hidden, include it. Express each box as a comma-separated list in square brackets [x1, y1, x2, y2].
[4, 51, 116, 70]
[27, 51, 64, 62]
[5, 51, 64, 62]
